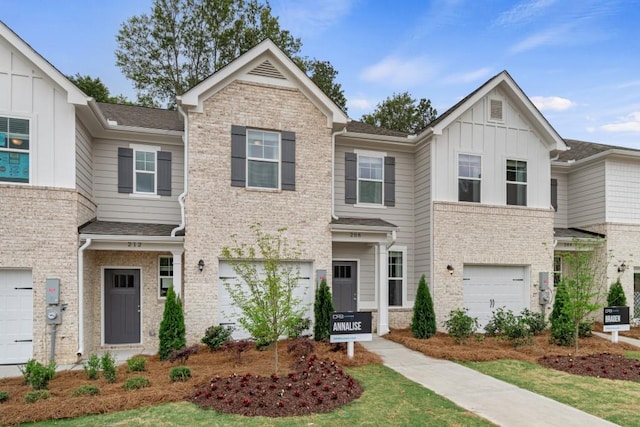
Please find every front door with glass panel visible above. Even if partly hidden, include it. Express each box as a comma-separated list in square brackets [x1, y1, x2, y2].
[104, 269, 141, 344]
[332, 261, 357, 312]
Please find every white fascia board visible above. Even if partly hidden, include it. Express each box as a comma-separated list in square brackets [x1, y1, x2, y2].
[80, 234, 184, 242]
[553, 149, 640, 169]
[179, 39, 348, 126]
[1, 21, 88, 105]
[330, 224, 397, 233]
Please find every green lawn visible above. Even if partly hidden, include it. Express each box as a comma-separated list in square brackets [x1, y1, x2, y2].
[23, 365, 493, 427]
[462, 359, 640, 427]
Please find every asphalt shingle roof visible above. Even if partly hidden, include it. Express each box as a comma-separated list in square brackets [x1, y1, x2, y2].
[346, 121, 409, 138]
[97, 102, 184, 132]
[331, 217, 397, 228]
[558, 139, 640, 162]
[79, 220, 183, 237]
[554, 228, 605, 239]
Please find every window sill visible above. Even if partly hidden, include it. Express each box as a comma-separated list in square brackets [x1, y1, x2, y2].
[244, 186, 281, 193]
[353, 203, 386, 209]
[129, 193, 161, 199]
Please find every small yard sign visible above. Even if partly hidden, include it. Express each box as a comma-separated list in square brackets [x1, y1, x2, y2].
[603, 306, 630, 332]
[330, 311, 372, 343]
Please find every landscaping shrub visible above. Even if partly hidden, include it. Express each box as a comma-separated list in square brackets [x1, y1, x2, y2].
[83, 354, 100, 380]
[168, 344, 199, 364]
[503, 315, 534, 347]
[579, 321, 593, 338]
[411, 275, 437, 339]
[221, 339, 253, 364]
[443, 308, 478, 343]
[607, 279, 627, 307]
[19, 359, 56, 390]
[123, 376, 150, 390]
[0, 391, 9, 403]
[169, 366, 192, 382]
[314, 278, 334, 341]
[201, 325, 233, 351]
[100, 352, 117, 383]
[484, 307, 511, 337]
[71, 385, 100, 397]
[127, 356, 146, 372]
[287, 317, 311, 339]
[24, 390, 50, 403]
[158, 286, 186, 360]
[520, 309, 547, 335]
[550, 281, 574, 346]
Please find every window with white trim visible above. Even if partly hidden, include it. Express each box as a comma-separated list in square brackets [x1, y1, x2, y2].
[247, 129, 280, 189]
[0, 116, 30, 183]
[553, 256, 562, 286]
[388, 248, 406, 307]
[159, 256, 174, 298]
[135, 149, 156, 194]
[458, 154, 481, 203]
[506, 159, 527, 206]
[358, 155, 384, 204]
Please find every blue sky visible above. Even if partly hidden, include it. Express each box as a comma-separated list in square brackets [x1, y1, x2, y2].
[2, 0, 640, 147]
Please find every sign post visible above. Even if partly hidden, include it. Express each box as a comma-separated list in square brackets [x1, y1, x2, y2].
[603, 306, 630, 343]
[330, 312, 372, 359]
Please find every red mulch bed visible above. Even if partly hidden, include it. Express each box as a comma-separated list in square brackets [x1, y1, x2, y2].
[539, 352, 640, 381]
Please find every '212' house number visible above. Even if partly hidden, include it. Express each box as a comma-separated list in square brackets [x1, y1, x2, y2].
[127, 242, 142, 248]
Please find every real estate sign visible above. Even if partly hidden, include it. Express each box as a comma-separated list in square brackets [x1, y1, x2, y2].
[603, 306, 630, 332]
[330, 311, 372, 343]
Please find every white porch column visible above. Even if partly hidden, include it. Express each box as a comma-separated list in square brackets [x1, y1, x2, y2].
[377, 242, 389, 335]
[171, 249, 184, 298]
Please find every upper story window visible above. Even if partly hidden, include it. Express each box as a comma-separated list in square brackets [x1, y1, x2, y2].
[506, 159, 527, 206]
[0, 116, 30, 183]
[158, 256, 174, 298]
[358, 155, 384, 204]
[118, 145, 172, 196]
[247, 130, 280, 189]
[135, 150, 156, 194]
[230, 125, 296, 191]
[458, 153, 481, 203]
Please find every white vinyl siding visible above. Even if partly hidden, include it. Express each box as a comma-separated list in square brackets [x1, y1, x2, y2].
[551, 172, 568, 228]
[606, 158, 640, 223]
[567, 161, 606, 227]
[93, 139, 183, 224]
[75, 120, 93, 199]
[414, 141, 432, 292]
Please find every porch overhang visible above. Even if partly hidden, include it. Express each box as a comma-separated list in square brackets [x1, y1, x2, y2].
[331, 217, 397, 243]
[554, 228, 605, 251]
[79, 220, 184, 251]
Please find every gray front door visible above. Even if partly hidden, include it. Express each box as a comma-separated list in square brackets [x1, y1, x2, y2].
[104, 269, 141, 344]
[332, 261, 357, 312]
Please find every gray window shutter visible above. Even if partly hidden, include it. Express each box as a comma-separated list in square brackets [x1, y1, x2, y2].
[551, 178, 558, 211]
[281, 131, 295, 191]
[345, 152, 357, 204]
[384, 156, 395, 207]
[231, 125, 246, 187]
[157, 151, 172, 196]
[118, 147, 133, 194]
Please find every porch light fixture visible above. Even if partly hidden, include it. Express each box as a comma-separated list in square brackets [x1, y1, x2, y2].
[618, 262, 627, 273]
[446, 264, 454, 275]
[198, 259, 205, 272]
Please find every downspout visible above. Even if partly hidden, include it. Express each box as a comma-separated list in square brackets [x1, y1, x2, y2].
[171, 105, 189, 237]
[331, 126, 348, 220]
[77, 238, 92, 359]
[386, 229, 397, 249]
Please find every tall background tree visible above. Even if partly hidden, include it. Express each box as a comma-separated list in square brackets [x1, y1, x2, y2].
[116, 0, 346, 110]
[67, 73, 157, 107]
[361, 91, 437, 134]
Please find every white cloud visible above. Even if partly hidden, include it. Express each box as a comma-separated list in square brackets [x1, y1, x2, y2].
[360, 56, 436, 87]
[601, 112, 640, 132]
[531, 96, 575, 111]
[444, 67, 492, 84]
[347, 98, 373, 111]
[272, 0, 355, 37]
[495, 0, 556, 26]
[510, 24, 572, 53]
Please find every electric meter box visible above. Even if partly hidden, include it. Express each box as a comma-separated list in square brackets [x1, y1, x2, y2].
[45, 278, 60, 305]
[46, 306, 62, 324]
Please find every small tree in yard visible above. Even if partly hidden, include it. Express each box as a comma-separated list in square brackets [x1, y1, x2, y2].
[411, 275, 437, 339]
[554, 239, 608, 353]
[158, 286, 186, 360]
[607, 278, 627, 307]
[222, 224, 307, 374]
[314, 278, 334, 341]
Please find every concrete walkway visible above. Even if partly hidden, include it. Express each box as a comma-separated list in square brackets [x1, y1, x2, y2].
[361, 337, 618, 427]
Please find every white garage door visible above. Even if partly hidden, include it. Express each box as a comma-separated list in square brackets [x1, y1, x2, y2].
[218, 261, 314, 340]
[0, 270, 33, 364]
[463, 265, 528, 331]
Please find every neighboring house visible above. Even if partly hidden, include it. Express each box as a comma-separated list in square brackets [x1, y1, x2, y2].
[1, 20, 638, 365]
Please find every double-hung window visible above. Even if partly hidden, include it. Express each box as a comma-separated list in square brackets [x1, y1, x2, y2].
[358, 155, 384, 204]
[458, 154, 481, 203]
[135, 150, 156, 194]
[0, 116, 30, 183]
[247, 130, 280, 189]
[158, 256, 174, 298]
[388, 250, 404, 306]
[553, 256, 562, 286]
[506, 159, 527, 206]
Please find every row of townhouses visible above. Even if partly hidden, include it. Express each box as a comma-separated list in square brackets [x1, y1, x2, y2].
[1, 21, 639, 364]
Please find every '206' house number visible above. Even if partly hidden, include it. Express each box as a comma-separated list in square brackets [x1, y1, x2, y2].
[127, 242, 142, 248]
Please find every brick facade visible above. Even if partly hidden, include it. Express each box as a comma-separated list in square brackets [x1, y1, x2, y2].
[183, 81, 333, 343]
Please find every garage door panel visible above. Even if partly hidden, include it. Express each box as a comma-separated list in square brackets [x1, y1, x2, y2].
[0, 270, 33, 364]
[218, 262, 313, 340]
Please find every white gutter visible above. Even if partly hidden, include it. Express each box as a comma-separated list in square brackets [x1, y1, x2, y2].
[331, 126, 348, 220]
[172, 105, 189, 237]
[386, 229, 397, 249]
[77, 238, 92, 358]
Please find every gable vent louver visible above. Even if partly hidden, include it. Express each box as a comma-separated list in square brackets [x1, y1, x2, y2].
[248, 60, 286, 79]
[490, 99, 504, 121]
